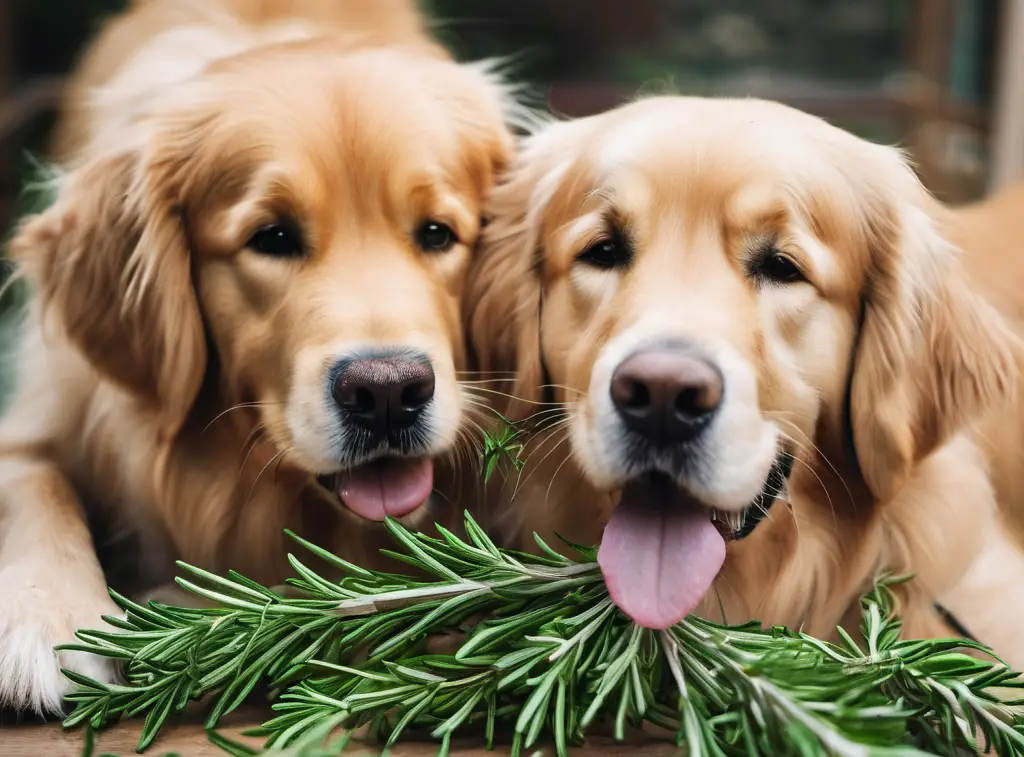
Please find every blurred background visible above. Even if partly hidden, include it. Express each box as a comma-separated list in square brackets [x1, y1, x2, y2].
[0, 0, 1017, 240]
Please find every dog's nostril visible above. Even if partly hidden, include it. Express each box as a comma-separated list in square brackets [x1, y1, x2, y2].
[400, 377, 434, 410]
[675, 384, 720, 417]
[353, 387, 375, 412]
[677, 367, 724, 418]
[333, 383, 376, 414]
[675, 387, 700, 415]
[610, 376, 651, 412]
[625, 381, 650, 409]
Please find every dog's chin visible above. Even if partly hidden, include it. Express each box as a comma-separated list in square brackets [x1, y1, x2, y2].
[315, 453, 436, 523]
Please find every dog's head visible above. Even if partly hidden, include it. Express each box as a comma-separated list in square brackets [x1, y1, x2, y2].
[467, 96, 1015, 628]
[13, 40, 513, 522]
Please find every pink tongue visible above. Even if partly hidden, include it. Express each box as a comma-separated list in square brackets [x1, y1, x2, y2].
[337, 457, 434, 521]
[598, 479, 725, 629]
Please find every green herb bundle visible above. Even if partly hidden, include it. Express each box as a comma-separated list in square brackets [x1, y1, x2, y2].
[62, 510, 1024, 757]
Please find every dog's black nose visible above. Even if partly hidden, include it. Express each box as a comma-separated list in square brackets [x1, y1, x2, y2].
[332, 357, 435, 438]
[610, 348, 723, 446]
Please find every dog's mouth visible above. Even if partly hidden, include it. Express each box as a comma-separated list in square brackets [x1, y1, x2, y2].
[316, 456, 434, 521]
[598, 449, 794, 630]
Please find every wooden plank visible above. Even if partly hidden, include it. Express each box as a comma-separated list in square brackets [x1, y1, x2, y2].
[989, 0, 1024, 191]
[2, 703, 682, 757]
[905, 0, 969, 200]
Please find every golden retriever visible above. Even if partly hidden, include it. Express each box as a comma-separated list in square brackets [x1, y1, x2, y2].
[466, 96, 1024, 668]
[0, 0, 514, 712]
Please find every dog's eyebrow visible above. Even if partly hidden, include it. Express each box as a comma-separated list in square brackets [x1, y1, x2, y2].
[603, 203, 631, 231]
[402, 177, 446, 206]
[742, 231, 778, 256]
[585, 186, 616, 205]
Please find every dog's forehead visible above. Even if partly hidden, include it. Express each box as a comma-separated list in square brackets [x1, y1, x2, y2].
[590, 97, 860, 203]
[187, 47, 495, 177]
[574, 98, 881, 249]
[171, 49, 504, 253]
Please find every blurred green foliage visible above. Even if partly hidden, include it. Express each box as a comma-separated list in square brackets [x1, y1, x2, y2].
[622, 1, 912, 84]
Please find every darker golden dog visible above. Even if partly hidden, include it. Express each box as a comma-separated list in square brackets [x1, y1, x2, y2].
[0, 0, 513, 712]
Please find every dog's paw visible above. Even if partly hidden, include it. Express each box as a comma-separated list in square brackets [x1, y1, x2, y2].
[0, 573, 121, 715]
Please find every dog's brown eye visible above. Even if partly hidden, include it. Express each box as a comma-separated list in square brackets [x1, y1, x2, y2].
[247, 223, 304, 257]
[416, 221, 457, 252]
[749, 246, 802, 284]
[759, 251, 804, 283]
[577, 233, 630, 270]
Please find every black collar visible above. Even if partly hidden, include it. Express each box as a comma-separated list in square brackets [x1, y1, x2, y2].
[934, 603, 980, 644]
[537, 287, 556, 406]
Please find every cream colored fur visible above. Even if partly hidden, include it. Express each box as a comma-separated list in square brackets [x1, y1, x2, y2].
[464, 97, 1024, 668]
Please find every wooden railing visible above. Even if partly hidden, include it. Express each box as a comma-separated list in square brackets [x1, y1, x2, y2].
[1, 0, 11, 233]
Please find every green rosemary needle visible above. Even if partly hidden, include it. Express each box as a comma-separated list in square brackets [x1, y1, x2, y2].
[61, 509, 1024, 757]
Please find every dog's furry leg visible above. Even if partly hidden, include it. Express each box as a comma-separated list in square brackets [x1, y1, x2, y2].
[0, 457, 120, 713]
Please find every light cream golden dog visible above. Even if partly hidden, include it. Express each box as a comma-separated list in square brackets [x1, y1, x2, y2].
[0, 0, 514, 712]
[466, 96, 1024, 668]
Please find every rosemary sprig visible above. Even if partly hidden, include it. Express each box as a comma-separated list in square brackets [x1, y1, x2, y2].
[62, 510, 1024, 757]
[480, 413, 526, 484]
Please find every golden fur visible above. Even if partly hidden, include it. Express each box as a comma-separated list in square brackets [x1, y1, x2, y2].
[938, 181, 1024, 650]
[0, 0, 512, 712]
[465, 96, 1024, 667]
[50, 0, 430, 162]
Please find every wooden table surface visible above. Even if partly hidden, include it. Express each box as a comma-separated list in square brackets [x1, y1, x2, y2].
[1, 704, 685, 757]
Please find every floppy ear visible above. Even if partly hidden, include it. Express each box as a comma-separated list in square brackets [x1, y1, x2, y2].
[11, 140, 206, 435]
[464, 123, 573, 420]
[849, 150, 1018, 501]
